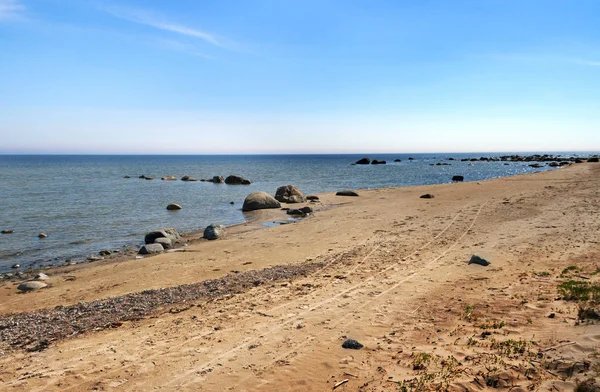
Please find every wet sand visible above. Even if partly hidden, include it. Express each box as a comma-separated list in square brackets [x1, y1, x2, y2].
[1, 163, 599, 391]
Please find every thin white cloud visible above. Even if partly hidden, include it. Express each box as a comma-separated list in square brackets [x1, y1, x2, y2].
[102, 5, 224, 48]
[568, 58, 600, 67]
[0, 0, 25, 20]
[156, 38, 215, 59]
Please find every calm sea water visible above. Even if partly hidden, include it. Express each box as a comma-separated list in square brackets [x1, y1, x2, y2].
[0, 153, 589, 272]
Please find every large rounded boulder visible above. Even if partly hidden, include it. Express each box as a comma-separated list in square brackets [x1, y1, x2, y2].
[275, 184, 306, 203]
[242, 192, 281, 211]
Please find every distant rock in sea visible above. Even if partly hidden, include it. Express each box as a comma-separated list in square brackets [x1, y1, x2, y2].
[225, 175, 252, 185]
[166, 203, 182, 211]
[355, 157, 370, 165]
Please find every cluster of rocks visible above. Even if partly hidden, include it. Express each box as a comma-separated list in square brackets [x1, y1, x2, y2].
[354, 157, 392, 165]
[242, 184, 314, 212]
[127, 174, 252, 184]
[454, 154, 600, 166]
[139, 228, 181, 255]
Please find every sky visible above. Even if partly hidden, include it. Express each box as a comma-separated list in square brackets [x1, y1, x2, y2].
[1, 0, 599, 154]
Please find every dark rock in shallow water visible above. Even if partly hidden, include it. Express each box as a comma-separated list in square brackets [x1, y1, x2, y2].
[452, 175, 464, 182]
[145, 228, 180, 244]
[225, 175, 251, 185]
[138, 243, 164, 255]
[161, 176, 177, 181]
[166, 203, 182, 211]
[180, 175, 198, 182]
[286, 209, 306, 217]
[38, 232, 48, 238]
[342, 339, 363, 349]
[204, 224, 225, 240]
[336, 190, 359, 197]
[420, 194, 434, 199]
[124, 175, 131, 178]
[355, 157, 370, 165]
[2, 229, 14, 234]
[17, 281, 48, 292]
[242, 192, 281, 211]
[469, 255, 490, 266]
[275, 184, 306, 203]
[371, 159, 386, 165]
[213, 176, 225, 183]
[394, 159, 402, 162]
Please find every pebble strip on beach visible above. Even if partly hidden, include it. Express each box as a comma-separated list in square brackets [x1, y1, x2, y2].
[0, 262, 323, 352]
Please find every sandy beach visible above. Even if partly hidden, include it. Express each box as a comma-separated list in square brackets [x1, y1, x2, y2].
[1, 163, 599, 391]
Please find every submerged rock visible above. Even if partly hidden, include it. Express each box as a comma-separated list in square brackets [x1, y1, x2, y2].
[242, 192, 281, 211]
[204, 224, 226, 240]
[17, 281, 48, 292]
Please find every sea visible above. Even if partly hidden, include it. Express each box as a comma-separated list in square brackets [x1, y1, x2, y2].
[0, 153, 593, 273]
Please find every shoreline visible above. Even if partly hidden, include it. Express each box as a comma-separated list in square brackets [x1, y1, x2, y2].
[3, 152, 595, 275]
[0, 162, 599, 390]
[0, 162, 568, 281]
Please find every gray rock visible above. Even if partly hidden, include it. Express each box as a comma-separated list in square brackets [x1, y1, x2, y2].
[225, 175, 251, 185]
[1, 229, 14, 234]
[138, 243, 164, 255]
[11, 264, 20, 269]
[306, 195, 320, 201]
[17, 281, 48, 292]
[275, 184, 306, 203]
[38, 232, 48, 238]
[342, 339, 363, 349]
[181, 175, 198, 182]
[153, 237, 172, 249]
[161, 176, 177, 181]
[145, 228, 180, 244]
[204, 224, 226, 240]
[299, 206, 313, 214]
[166, 203, 182, 210]
[355, 157, 370, 165]
[469, 255, 490, 266]
[212, 176, 225, 183]
[336, 190, 359, 197]
[452, 175, 464, 182]
[34, 273, 50, 280]
[286, 209, 306, 217]
[242, 192, 281, 211]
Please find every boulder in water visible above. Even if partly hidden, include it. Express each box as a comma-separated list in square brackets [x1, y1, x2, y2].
[225, 175, 251, 185]
[275, 185, 306, 203]
[452, 175, 464, 182]
[355, 157, 370, 165]
[166, 203, 182, 211]
[242, 192, 281, 211]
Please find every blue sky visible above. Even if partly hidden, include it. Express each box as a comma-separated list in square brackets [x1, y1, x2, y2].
[1, 0, 599, 154]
